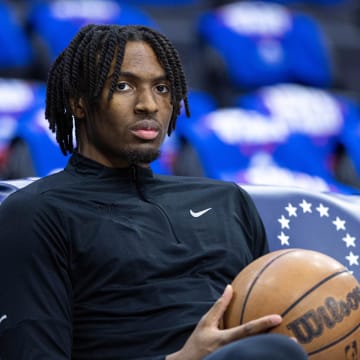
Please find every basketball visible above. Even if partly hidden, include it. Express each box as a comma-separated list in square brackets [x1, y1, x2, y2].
[223, 248, 360, 359]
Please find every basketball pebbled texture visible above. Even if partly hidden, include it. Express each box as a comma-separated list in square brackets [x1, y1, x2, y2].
[223, 248, 360, 359]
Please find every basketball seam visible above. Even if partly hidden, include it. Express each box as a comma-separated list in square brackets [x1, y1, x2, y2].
[238, 250, 356, 358]
[308, 322, 360, 356]
[280, 269, 348, 318]
[240, 249, 297, 324]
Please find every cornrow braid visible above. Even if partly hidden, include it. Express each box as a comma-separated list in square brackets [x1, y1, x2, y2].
[45, 24, 191, 155]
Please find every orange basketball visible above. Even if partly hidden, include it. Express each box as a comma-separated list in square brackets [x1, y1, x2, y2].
[223, 249, 360, 359]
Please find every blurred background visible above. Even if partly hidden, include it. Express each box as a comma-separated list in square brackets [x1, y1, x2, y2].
[0, 0, 359, 194]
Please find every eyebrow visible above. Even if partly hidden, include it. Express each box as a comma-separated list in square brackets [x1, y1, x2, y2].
[108, 71, 169, 82]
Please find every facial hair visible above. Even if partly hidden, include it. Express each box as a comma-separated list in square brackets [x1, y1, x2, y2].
[120, 147, 161, 165]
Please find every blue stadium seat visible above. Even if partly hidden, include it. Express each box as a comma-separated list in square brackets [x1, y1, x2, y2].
[0, 1, 33, 73]
[28, 0, 158, 62]
[0, 79, 46, 178]
[175, 106, 357, 193]
[236, 83, 360, 191]
[15, 104, 70, 177]
[244, 184, 360, 281]
[0, 78, 69, 179]
[198, 1, 332, 91]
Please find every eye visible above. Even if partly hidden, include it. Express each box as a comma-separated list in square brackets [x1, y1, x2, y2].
[155, 84, 170, 94]
[115, 82, 131, 91]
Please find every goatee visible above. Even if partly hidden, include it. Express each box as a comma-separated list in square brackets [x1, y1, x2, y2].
[123, 148, 161, 165]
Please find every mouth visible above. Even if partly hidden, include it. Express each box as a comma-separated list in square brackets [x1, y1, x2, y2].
[130, 120, 161, 141]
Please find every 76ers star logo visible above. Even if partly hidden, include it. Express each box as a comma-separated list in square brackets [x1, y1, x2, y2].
[245, 185, 360, 282]
[274, 197, 359, 278]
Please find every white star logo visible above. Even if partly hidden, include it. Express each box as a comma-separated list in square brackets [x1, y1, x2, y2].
[346, 251, 359, 266]
[274, 197, 360, 271]
[278, 232, 290, 246]
[332, 216, 346, 231]
[285, 203, 297, 217]
[299, 199, 312, 213]
[278, 215, 290, 229]
[342, 233, 356, 248]
[316, 203, 329, 217]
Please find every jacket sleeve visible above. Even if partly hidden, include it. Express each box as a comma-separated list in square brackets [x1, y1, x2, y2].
[0, 190, 72, 359]
[235, 184, 269, 259]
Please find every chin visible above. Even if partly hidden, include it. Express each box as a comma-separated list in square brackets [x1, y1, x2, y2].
[123, 146, 161, 165]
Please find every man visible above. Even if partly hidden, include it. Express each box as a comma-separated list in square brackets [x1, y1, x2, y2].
[0, 24, 308, 359]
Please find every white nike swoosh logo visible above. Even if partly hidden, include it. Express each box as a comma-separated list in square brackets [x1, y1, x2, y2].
[190, 208, 212, 218]
[0, 315, 7, 323]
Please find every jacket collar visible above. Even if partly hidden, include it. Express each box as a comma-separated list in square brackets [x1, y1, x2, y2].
[66, 152, 154, 180]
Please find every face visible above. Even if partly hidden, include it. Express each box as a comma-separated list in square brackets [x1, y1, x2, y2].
[76, 41, 173, 168]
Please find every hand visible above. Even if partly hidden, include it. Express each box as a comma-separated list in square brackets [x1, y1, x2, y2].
[166, 284, 282, 360]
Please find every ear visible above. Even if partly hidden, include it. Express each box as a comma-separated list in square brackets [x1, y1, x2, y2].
[69, 97, 86, 119]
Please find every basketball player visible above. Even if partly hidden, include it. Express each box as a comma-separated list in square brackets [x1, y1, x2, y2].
[0, 24, 308, 360]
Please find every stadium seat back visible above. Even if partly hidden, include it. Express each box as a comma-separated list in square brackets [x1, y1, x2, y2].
[0, 79, 46, 178]
[244, 184, 360, 281]
[28, 0, 157, 62]
[175, 105, 357, 193]
[236, 83, 360, 191]
[0, 1, 33, 72]
[198, 1, 332, 91]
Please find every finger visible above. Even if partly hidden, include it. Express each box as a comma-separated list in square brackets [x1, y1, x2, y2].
[204, 284, 233, 325]
[223, 314, 282, 342]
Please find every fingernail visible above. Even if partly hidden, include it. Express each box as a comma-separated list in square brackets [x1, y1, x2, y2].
[270, 315, 282, 325]
[222, 284, 231, 296]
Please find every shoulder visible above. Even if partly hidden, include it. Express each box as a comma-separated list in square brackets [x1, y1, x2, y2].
[154, 173, 235, 187]
[0, 172, 74, 248]
[0, 170, 70, 213]
[154, 174, 251, 199]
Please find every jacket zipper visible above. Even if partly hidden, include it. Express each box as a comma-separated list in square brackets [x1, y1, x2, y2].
[131, 165, 181, 243]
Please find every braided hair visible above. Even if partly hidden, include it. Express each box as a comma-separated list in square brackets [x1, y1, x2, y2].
[45, 24, 190, 155]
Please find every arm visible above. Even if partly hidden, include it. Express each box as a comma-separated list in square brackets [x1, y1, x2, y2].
[0, 190, 72, 359]
[166, 285, 281, 360]
[165, 185, 273, 360]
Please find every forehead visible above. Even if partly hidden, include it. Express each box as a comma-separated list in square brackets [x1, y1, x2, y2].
[119, 41, 165, 76]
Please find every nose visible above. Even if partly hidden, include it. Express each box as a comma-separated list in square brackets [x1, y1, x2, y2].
[134, 88, 158, 114]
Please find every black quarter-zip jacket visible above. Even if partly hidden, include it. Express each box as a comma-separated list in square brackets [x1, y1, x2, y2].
[0, 152, 268, 360]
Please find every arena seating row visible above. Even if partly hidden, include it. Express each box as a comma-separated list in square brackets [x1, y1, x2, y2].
[1, 0, 359, 95]
[176, 83, 360, 194]
[0, 0, 359, 194]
